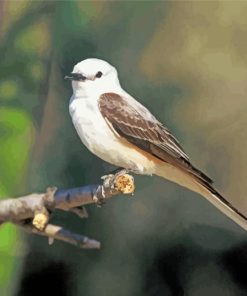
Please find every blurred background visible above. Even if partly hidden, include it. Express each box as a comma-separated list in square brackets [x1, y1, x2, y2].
[1, 1, 247, 295]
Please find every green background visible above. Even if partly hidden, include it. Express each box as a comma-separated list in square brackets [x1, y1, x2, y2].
[1, 1, 247, 295]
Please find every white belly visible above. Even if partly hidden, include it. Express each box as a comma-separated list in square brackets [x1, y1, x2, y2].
[69, 96, 156, 174]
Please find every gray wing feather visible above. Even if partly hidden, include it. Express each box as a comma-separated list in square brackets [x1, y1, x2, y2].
[99, 92, 213, 185]
[99, 92, 247, 231]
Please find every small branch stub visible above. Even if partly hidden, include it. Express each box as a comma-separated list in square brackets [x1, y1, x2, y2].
[32, 207, 49, 231]
[115, 174, 135, 195]
[94, 172, 135, 205]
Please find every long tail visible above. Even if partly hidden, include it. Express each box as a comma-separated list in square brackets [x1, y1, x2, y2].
[155, 163, 247, 231]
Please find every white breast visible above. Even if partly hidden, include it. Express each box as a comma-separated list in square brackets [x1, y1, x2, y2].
[69, 95, 156, 174]
[69, 95, 111, 151]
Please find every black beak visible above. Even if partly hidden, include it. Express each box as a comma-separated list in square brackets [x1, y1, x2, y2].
[64, 73, 86, 81]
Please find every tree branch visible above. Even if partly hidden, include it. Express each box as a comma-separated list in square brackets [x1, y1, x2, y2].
[0, 172, 135, 249]
[22, 223, 101, 249]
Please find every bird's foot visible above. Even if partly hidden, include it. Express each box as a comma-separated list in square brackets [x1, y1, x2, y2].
[113, 168, 130, 178]
[106, 166, 143, 176]
[107, 167, 126, 175]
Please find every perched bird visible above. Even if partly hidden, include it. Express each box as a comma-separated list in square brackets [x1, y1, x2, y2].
[65, 58, 247, 231]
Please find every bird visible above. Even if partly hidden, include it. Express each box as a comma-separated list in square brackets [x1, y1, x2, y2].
[65, 58, 247, 231]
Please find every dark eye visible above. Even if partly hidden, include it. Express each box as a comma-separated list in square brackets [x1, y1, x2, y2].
[95, 71, 103, 78]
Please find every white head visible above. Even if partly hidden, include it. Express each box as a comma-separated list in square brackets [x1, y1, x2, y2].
[65, 58, 121, 97]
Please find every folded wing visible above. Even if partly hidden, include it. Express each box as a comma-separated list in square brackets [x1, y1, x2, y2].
[99, 92, 212, 187]
[99, 92, 247, 231]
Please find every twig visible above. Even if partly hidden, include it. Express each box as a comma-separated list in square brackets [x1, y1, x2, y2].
[21, 223, 101, 249]
[0, 172, 135, 249]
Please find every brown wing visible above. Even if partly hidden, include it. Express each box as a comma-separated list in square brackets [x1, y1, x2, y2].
[99, 92, 213, 185]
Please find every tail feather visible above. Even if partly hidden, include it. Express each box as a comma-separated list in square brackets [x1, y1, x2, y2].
[155, 163, 247, 231]
[195, 182, 247, 231]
